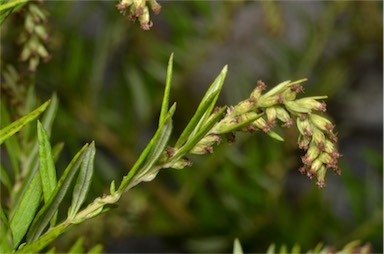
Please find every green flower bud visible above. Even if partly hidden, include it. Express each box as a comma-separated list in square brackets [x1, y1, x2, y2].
[312, 128, 326, 145]
[302, 144, 320, 165]
[310, 114, 334, 133]
[296, 117, 313, 137]
[266, 107, 277, 123]
[35, 25, 48, 41]
[252, 117, 270, 133]
[284, 100, 311, 114]
[148, 0, 161, 14]
[250, 80, 266, 100]
[298, 134, 311, 149]
[139, 6, 152, 30]
[171, 157, 193, 170]
[258, 94, 282, 108]
[20, 46, 32, 62]
[295, 97, 327, 112]
[275, 106, 292, 127]
[315, 166, 327, 188]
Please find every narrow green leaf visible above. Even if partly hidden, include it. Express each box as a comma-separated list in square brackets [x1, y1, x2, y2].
[41, 93, 59, 135]
[0, 0, 28, 24]
[118, 103, 176, 192]
[37, 121, 58, 226]
[26, 143, 89, 243]
[68, 238, 84, 254]
[17, 222, 68, 254]
[0, 100, 21, 176]
[37, 121, 57, 203]
[0, 164, 12, 192]
[135, 109, 174, 183]
[9, 171, 42, 248]
[68, 142, 96, 218]
[175, 65, 227, 148]
[0, 206, 13, 253]
[0, 0, 28, 12]
[233, 238, 244, 254]
[175, 106, 226, 158]
[0, 99, 51, 145]
[87, 244, 103, 254]
[159, 53, 174, 125]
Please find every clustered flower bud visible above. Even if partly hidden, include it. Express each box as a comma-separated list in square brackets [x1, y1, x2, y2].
[17, 2, 50, 71]
[172, 78, 340, 187]
[116, 0, 161, 30]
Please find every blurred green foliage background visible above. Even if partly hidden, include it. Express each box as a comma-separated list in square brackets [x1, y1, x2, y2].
[1, 1, 382, 253]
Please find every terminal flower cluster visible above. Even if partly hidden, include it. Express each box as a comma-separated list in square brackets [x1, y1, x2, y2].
[190, 79, 341, 187]
[116, 0, 161, 30]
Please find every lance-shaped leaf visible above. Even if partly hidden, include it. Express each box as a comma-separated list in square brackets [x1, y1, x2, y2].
[159, 53, 174, 126]
[175, 65, 227, 148]
[9, 171, 42, 249]
[118, 103, 176, 192]
[134, 106, 174, 183]
[37, 121, 57, 204]
[26, 143, 89, 243]
[0, 100, 21, 176]
[0, 99, 51, 145]
[173, 106, 226, 158]
[1, 205, 13, 253]
[37, 121, 58, 226]
[68, 142, 96, 218]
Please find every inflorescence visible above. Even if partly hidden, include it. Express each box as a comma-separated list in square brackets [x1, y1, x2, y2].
[186, 79, 341, 188]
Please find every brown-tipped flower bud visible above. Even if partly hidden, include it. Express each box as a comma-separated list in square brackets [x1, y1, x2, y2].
[250, 80, 266, 100]
[296, 117, 313, 137]
[116, 0, 133, 13]
[252, 117, 270, 133]
[171, 157, 193, 170]
[258, 95, 282, 108]
[295, 97, 327, 112]
[312, 128, 326, 146]
[315, 166, 327, 188]
[266, 107, 277, 124]
[139, 6, 152, 30]
[148, 0, 161, 14]
[298, 134, 311, 149]
[302, 144, 320, 165]
[310, 114, 334, 133]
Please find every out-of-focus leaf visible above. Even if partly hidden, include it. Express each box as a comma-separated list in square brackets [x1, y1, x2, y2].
[68, 142, 96, 218]
[26, 143, 89, 243]
[9, 171, 42, 248]
[41, 93, 59, 135]
[87, 244, 103, 254]
[68, 238, 84, 254]
[0, 206, 13, 253]
[0, 0, 28, 24]
[0, 165, 12, 192]
[0, 99, 51, 145]
[233, 239, 244, 254]
[0, 100, 21, 175]
[175, 65, 227, 148]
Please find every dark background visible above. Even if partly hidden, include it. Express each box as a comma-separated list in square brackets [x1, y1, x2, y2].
[2, 1, 383, 253]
